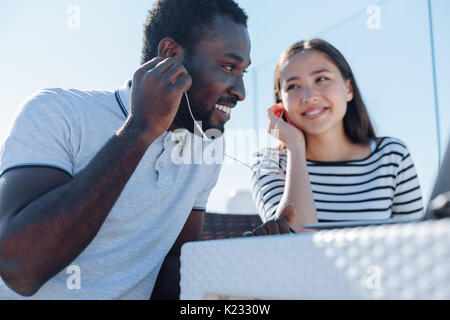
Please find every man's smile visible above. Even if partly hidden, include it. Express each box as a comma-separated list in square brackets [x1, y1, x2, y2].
[214, 104, 232, 117]
[211, 97, 237, 123]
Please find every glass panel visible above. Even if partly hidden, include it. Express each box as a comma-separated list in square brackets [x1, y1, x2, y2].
[317, 0, 439, 204]
[431, 0, 450, 161]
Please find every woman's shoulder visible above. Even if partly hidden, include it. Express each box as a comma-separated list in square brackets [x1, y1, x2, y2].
[373, 136, 412, 161]
[376, 136, 409, 151]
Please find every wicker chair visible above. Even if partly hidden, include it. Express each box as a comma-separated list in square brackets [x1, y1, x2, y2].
[199, 212, 263, 240]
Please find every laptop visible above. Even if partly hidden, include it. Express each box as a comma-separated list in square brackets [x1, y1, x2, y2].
[302, 138, 450, 230]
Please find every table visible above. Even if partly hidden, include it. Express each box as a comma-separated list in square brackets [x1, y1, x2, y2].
[180, 218, 450, 299]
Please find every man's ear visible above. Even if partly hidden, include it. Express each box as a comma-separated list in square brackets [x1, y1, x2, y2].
[158, 37, 185, 62]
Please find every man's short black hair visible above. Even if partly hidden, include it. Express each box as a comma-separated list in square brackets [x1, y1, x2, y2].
[141, 0, 248, 64]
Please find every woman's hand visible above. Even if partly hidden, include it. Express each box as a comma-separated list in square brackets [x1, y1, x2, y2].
[267, 104, 305, 148]
[242, 205, 296, 237]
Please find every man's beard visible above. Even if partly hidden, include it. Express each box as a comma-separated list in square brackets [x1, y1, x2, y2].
[171, 94, 225, 134]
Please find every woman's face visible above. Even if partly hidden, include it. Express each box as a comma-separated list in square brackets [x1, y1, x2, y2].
[279, 50, 353, 138]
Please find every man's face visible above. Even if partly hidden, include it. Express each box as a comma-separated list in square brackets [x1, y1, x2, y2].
[173, 15, 251, 134]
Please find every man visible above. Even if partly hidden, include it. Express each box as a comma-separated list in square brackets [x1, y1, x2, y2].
[0, 0, 251, 299]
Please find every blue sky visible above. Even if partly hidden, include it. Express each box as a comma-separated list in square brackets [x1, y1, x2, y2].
[0, 0, 448, 213]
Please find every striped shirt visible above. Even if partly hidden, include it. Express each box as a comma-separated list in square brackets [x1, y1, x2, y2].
[250, 137, 424, 223]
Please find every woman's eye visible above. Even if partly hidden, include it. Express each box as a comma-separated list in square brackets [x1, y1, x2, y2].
[317, 76, 329, 82]
[286, 84, 299, 91]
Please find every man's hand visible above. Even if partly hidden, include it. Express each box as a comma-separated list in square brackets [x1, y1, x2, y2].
[130, 57, 192, 137]
[243, 204, 296, 236]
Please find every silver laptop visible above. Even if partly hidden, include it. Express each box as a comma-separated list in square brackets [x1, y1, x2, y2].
[302, 138, 450, 230]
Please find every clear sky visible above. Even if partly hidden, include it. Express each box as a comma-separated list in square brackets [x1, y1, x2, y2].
[0, 0, 448, 213]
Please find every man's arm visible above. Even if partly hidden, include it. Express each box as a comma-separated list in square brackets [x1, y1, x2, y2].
[0, 57, 192, 296]
[0, 122, 158, 296]
[151, 209, 204, 300]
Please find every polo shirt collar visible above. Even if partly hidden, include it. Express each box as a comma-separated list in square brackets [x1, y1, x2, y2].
[116, 79, 132, 117]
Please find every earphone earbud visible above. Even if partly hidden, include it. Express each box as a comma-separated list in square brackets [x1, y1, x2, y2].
[271, 103, 291, 124]
[272, 103, 285, 119]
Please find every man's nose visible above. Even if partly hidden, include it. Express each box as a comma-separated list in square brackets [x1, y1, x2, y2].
[230, 77, 246, 102]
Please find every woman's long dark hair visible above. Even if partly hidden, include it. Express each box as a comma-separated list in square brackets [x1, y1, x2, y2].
[274, 39, 376, 146]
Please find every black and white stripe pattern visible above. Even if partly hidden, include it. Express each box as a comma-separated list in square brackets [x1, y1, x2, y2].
[250, 137, 424, 223]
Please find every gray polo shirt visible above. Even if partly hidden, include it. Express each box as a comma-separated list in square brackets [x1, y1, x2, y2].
[0, 81, 222, 299]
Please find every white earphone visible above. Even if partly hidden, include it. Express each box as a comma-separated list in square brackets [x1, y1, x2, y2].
[185, 90, 291, 228]
[184, 92, 210, 141]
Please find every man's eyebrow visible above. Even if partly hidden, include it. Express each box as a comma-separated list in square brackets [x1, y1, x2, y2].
[285, 68, 331, 83]
[223, 53, 251, 66]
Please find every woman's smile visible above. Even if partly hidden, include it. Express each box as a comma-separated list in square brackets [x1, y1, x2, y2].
[301, 106, 329, 120]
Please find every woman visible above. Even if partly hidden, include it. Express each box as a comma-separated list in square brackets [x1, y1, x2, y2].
[250, 39, 424, 232]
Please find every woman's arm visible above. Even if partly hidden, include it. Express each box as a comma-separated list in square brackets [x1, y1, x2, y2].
[250, 149, 287, 222]
[275, 136, 318, 232]
[391, 145, 424, 220]
[267, 106, 318, 232]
